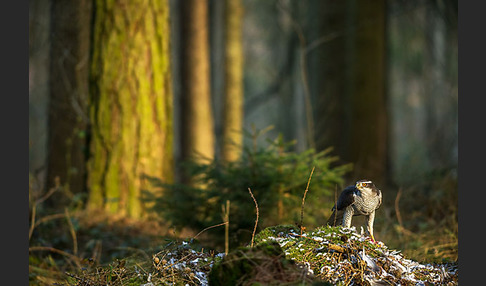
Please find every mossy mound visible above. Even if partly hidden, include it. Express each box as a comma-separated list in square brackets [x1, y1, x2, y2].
[252, 225, 458, 285]
[208, 241, 326, 286]
[62, 225, 457, 285]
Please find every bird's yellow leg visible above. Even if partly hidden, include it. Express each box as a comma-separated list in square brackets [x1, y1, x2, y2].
[370, 233, 376, 242]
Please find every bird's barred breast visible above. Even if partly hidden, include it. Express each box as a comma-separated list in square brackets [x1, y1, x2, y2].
[352, 195, 380, 215]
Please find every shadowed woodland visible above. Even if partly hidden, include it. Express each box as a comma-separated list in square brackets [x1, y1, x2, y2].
[29, 0, 457, 284]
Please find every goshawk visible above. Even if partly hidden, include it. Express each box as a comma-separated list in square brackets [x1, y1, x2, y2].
[326, 180, 382, 241]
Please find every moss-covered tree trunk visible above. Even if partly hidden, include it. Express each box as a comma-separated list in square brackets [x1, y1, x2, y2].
[180, 0, 215, 165]
[87, 0, 173, 218]
[221, 0, 243, 162]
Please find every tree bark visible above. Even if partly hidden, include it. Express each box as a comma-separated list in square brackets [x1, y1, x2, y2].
[310, 0, 348, 155]
[221, 0, 244, 162]
[180, 0, 215, 165]
[348, 0, 387, 182]
[312, 0, 387, 183]
[87, 0, 173, 218]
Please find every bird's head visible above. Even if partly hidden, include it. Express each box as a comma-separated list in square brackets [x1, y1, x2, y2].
[355, 180, 375, 192]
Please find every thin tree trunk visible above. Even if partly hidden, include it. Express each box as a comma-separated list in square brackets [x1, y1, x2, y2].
[87, 0, 173, 218]
[47, 0, 92, 204]
[29, 0, 51, 193]
[425, 0, 454, 171]
[221, 0, 243, 162]
[180, 0, 215, 166]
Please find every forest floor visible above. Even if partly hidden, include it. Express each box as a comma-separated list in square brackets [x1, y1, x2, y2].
[29, 221, 458, 285]
[29, 174, 458, 285]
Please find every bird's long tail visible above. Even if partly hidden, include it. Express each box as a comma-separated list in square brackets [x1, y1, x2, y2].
[326, 209, 343, 226]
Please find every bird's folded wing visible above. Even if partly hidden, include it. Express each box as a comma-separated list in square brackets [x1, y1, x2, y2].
[336, 186, 356, 210]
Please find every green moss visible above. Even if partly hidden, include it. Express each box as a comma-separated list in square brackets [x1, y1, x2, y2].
[253, 224, 300, 245]
[87, 0, 173, 218]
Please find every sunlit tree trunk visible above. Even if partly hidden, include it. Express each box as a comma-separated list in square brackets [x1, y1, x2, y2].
[87, 0, 173, 218]
[180, 0, 215, 166]
[46, 0, 92, 204]
[221, 0, 243, 162]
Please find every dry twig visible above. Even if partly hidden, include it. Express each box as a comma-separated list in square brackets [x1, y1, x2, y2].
[300, 167, 315, 236]
[29, 246, 82, 268]
[33, 213, 67, 229]
[29, 178, 62, 241]
[248, 188, 259, 248]
[64, 208, 78, 256]
[395, 188, 403, 229]
[333, 185, 338, 226]
[29, 203, 37, 241]
[193, 222, 228, 240]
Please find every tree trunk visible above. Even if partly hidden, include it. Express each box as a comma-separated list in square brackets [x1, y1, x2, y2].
[348, 0, 387, 182]
[221, 0, 243, 162]
[29, 0, 51, 195]
[180, 0, 215, 166]
[310, 0, 348, 155]
[312, 0, 387, 183]
[87, 0, 174, 218]
[46, 0, 92, 204]
[424, 0, 457, 172]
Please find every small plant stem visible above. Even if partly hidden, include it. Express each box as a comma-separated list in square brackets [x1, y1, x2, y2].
[248, 188, 259, 248]
[333, 185, 338, 226]
[223, 200, 230, 255]
[300, 166, 315, 236]
[65, 208, 78, 256]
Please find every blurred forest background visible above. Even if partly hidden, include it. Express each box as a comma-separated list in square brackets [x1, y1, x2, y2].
[29, 0, 457, 282]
